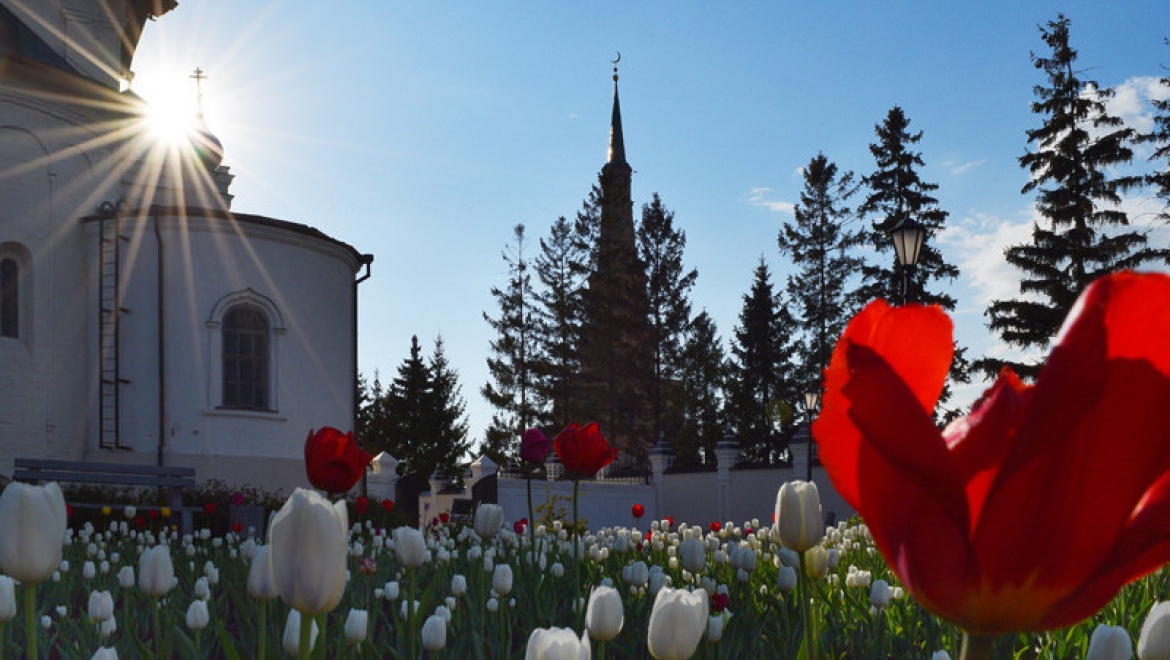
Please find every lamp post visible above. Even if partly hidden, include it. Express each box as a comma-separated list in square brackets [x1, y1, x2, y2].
[803, 390, 820, 482]
[889, 218, 926, 305]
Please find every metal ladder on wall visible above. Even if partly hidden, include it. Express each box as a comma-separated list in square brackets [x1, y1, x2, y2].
[98, 203, 130, 450]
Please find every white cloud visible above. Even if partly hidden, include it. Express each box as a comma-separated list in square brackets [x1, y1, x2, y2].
[941, 159, 986, 175]
[937, 210, 1037, 307]
[747, 187, 795, 214]
[1108, 76, 1166, 137]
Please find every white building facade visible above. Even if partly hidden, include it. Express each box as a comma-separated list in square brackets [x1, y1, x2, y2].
[1, 0, 372, 492]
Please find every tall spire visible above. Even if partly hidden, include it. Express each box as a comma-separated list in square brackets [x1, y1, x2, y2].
[608, 53, 626, 165]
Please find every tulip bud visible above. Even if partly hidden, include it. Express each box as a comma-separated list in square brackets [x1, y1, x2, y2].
[138, 545, 175, 598]
[282, 609, 319, 656]
[804, 545, 828, 579]
[88, 590, 114, 623]
[422, 614, 448, 652]
[269, 488, 349, 616]
[708, 611, 731, 643]
[679, 538, 706, 575]
[91, 647, 118, 660]
[117, 566, 135, 589]
[99, 614, 116, 638]
[585, 585, 624, 642]
[1086, 624, 1132, 660]
[474, 503, 505, 541]
[647, 587, 708, 660]
[185, 600, 209, 631]
[870, 579, 891, 609]
[451, 574, 468, 597]
[344, 609, 368, 643]
[493, 564, 514, 597]
[384, 581, 400, 600]
[777, 565, 797, 593]
[1139, 601, 1170, 660]
[247, 545, 279, 600]
[774, 481, 824, 553]
[392, 526, 428, 569]
[525, 626, 590, 660]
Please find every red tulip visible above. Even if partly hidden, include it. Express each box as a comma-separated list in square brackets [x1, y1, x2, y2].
[520, 427, 553, 464]
[203, 502, 216, 515]
[513, 520, 527, 535]
[304, 427, 373, 493]
[709, 521, 721, 533]
[355, 496, 369, 516]
[439, 512, 450, 524]
[814, 272, 1170, 636]
[554, 422, 618, 478]
[632, 503, 645, 519]
[381, 499, 395, 513]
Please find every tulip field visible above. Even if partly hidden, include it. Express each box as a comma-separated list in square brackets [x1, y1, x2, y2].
[2, 484, 1170, 659]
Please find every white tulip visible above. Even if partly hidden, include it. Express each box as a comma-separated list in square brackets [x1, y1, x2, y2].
[474, 503, 505, 540]
[138, 545, 175, 598]
[585, 585, 624, 642]
[87, 590, 114, 623]
[344, 609, 368, 643]
[1086, 624, 1132, 660]
[268, 489, 348, 616]
[422, 614, 448, 651]
[774, 480, 824, 552]
[647, 587, 707, 660]
[493, 564, 514, 597]
[282, 609, 319, 656]
[392, 527, 428, 569]
[525, 626, 590, 660]
[1140, 601, 1170, 660]
[0, 577, 15, 622]
[185, 600, 209, 631]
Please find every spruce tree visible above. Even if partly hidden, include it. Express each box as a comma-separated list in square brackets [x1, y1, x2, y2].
[778, 153, 862, 394]
[388, 335, 432, 477]
[1140, 42, 1170, 222]
[531, 215, 589, 430]
[676, 311, 728, 467]
[983, 16, 1164, 379]
[636, 193, 698, 443]
[727, 258, 796, 464]
[855, 106, 960, 309]
[356, 370, 395, 459]
[426, 336, 471, 484]
[481, 224, 542, 464]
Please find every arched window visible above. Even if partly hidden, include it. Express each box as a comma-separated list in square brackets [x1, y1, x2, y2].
[0, 257, 18, 339]
[221, 303, 270, 410]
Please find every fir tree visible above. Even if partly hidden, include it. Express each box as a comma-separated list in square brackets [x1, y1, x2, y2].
[388, 335, 432, 477]
[983, 16, 1165, 379]
[356, 370, 394, 459]
[1140, 41, 1170, 222]
[727, 258, 797, 464]
[636, 193, 698, 442]
[481, 224, 542, 464]
[855, 106, 960, 309]
[426, 336, 471, 484]
[675, 311, 728, 467]
[531, 215, 589, 430]
[855, 107, 971, 413]
[778, 153, 862, 394]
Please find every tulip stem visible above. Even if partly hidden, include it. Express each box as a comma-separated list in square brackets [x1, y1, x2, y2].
[527, 475, 537, 570]
[959, 633, 996, 660]
[298, 608, 312, 660]
[797, 552, 817, 660]
[573, 477, 582, 631]
[151, 598, 162, 657]
[22, 585, 35, 660]
[257, 601, 267, 660]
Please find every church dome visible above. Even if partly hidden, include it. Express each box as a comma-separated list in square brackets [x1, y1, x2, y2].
[191, 122, 224, 171]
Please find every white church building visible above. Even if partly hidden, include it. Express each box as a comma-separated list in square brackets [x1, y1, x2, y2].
[0, 0, 372, 492]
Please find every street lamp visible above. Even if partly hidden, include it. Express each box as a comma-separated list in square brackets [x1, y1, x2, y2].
[803, 389, 820, 481]
[889, 218, 926, 305]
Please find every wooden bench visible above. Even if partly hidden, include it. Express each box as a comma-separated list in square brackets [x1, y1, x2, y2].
[13, 458, 196, 532]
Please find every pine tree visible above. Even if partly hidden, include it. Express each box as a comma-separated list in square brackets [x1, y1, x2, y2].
[1140, 41, 1170, 222]
[636, 193, 698, 443]
[481, 224, 542, 464]
[531, 215, 589, 430]
[388, 335, 432, 477]
[855, 106, 961, 309]
[727, 258, 797, 464]
[356, 370, 395, 459]
[675, 311, 728, 467]
[426, 336, 471, 484]
[778, 153, 863, 394]
[983, 16, 1165, 379]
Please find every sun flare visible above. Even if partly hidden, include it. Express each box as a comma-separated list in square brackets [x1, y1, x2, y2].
[141, 84, 200, 145]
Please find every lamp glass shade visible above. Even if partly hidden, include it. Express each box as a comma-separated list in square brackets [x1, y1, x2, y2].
[891, 221, 926, 268]
[804, 391, 820, 412]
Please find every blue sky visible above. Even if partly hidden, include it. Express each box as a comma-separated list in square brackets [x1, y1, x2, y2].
[131, 2, 1170, 444]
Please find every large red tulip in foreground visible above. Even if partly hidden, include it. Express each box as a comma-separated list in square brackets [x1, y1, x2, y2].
[815, 271, 1170, 635]
[304, 427, 373, 494]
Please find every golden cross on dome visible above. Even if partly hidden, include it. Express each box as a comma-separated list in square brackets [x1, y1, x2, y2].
[190, 67, 207, 119]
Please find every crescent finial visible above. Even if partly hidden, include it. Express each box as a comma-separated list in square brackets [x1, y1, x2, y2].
[612, 52, 621, 65]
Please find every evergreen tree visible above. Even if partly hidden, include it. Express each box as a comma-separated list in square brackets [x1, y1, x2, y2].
[1140, 41, 1170, 222]
[388, 335, 432, 476]
[356, 370, 395, 459]
[855, 106, 961, 309]
[481, 224, 542, 464]
[636, 193, 698, 442]
[855, 107, 971, 413]
[675, 311, 728, 467]
[426, 336, 471, 484]
[726, 258, 797, 464]
[778, 153, 863, 394]
[531, 215, 590, 430]
[983, 16, 1166, 379]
